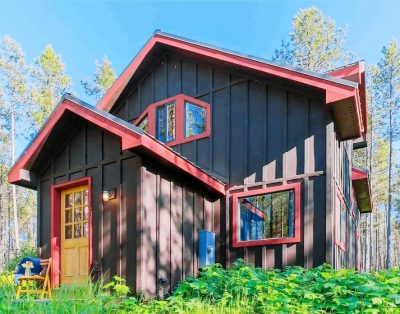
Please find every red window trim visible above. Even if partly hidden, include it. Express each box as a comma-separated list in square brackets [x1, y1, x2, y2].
[335, 188, 347, 251]
[133, 93, 211, 146]
[231, 182, 301, 248]
[50, 176, 92, 287]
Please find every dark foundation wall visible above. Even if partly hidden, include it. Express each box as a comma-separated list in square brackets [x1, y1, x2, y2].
[136, 161, 221, 296]
[37, 121, 140, 288]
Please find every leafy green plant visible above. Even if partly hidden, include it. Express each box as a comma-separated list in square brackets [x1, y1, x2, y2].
[5, 243, 37, 272]
[103, 275, 130, 297]
[0, 261, 400, 313]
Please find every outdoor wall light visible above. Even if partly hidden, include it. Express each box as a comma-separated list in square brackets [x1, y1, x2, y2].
[102, 189, 116, 202]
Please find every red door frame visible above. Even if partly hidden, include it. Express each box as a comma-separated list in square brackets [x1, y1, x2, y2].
[50, 176, 92, 287]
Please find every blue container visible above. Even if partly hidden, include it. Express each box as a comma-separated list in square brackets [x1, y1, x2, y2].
[199, 230, 215, 268]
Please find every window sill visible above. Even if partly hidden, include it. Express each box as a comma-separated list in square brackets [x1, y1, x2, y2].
[232, 236, 301, 248]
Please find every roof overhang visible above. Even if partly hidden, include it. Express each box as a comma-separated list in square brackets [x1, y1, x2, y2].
[352, 168, 372, 213]
[97, 31, 367, 141]
[8, 95, 226, 195]
[328, 62, 367, 142]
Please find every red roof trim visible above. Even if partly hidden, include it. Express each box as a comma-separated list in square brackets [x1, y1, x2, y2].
[97, 33, 360, 116]
[352, 168, 368, 181]
[328, 62, 368, 134]
[8, 97, 226, 196]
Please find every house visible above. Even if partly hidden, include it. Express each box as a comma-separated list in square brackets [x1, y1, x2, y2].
[8, 31, 372, 296]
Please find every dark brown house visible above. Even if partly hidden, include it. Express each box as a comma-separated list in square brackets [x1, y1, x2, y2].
[8, 32, 372, 296]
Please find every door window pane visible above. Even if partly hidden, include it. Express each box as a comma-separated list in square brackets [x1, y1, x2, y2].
[74, 208, 82, 222]
[65, 226, 73, 239]
[83, 223, 89, 237]
[83, 206, 89, 221]
[239, 189, 295, 242]
[185, 102, 206, 137]
[83, 190, 88, 205]
[74, 192, 82, 206]
[74, 224, 82, 238]
[65, 209, 72, 223]
[65, 194, 73, 208]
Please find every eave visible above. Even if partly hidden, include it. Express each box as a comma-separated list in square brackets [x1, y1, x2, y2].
[352, 168, 372, 213]
[8, 94, 226, 196]
[97, 31, 367, 141]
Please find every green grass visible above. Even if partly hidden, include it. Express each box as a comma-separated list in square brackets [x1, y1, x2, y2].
[1, 260, 400, 313]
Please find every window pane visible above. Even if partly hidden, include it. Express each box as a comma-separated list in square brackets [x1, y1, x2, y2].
[238, 189, 295, 242]
[138, 116, 148, 133]
[65, 209, 72, 224]
[65, 194, 73, 208]
[74, 224, 82, 238]
[65, 225, 72, 239]
[185, 102, 206, 138]
[74, 208, 82, 222]
[74, 192, 82, 206]
[157, 103, 175, 142]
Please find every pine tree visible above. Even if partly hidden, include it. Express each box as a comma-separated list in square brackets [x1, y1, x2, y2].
[273, 7, 353, 72]
[30, 45, 71, 132]
[81, 56, 116, 102]
[372, 40, 400, 269]
[0, 35, 30, 254]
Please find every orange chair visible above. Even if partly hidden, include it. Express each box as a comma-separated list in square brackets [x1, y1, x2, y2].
[16, 258, 52, 300]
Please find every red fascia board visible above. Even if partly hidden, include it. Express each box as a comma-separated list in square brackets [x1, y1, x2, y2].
[138, 135, 226, 195]
[8, 99, 142, 184]
[231, 182, 301, 248]
[97, 34, 358, 113]
[352, 168, 368, 181]
[328, 63, 365, 82]
[329, 63, 368, 134]
[9, 97, 225, 196]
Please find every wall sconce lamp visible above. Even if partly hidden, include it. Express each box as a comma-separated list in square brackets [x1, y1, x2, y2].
[102, 189, 116, 202]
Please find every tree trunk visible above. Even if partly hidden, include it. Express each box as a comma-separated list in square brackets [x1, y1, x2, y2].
[10, 108, 19, 252]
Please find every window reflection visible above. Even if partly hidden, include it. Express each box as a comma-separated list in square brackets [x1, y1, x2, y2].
[239, 190, 295, 242]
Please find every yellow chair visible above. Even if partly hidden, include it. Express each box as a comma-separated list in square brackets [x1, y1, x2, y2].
[16, 258, 52, 300]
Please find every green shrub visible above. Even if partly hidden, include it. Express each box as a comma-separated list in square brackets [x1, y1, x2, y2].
[4, 244, 37, 272]
[0, 260, 400, 313]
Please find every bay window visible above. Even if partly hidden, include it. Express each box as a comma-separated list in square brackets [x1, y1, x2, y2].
[134, 94, 211, 146]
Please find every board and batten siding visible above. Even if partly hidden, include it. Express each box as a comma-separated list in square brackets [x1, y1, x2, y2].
[37, 121, 140, 288]
[136, 161, 220, 296]
[111, 52, 332, 270]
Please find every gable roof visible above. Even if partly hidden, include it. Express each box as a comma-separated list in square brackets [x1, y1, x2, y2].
[97, 31, 367, 140]
[8, 94, 226, 195]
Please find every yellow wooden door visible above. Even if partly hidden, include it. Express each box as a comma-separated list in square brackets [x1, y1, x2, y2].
[61, 185, 89, 285]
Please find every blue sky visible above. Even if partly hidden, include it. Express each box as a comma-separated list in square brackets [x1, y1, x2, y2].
[1, 0, 399, 152]
[1, 1, 399, 104]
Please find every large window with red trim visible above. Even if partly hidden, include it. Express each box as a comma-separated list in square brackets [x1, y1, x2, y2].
[231, 183, 301, 248]
[134, 94, 211, 146]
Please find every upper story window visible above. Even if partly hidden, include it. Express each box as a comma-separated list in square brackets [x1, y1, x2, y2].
[185, 102, 206, 138]
[231, 182, 301, 248]
[157, 102, 176, 142]
[134, 94, 211, 146]
[137, 115, 148, 133]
